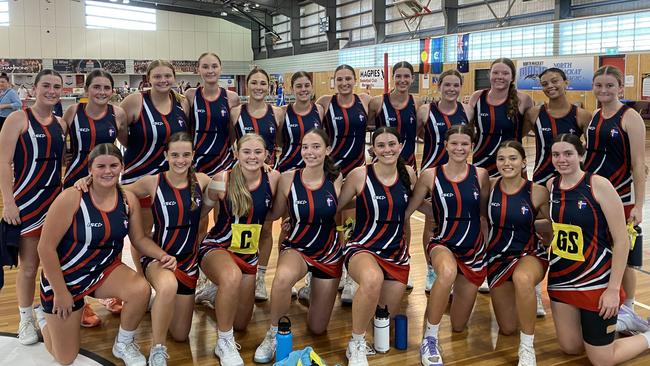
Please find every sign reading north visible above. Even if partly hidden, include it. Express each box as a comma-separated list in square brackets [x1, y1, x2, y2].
[517, 57, 594, 91]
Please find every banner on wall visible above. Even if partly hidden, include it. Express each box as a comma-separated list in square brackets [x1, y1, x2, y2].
[171, 60, 198, 74]
[456, 34, 469, 73]
[133, 60, 151, 74]
[53, 59, 127, 74]
[359, 67, 387, 89]
[0, 59, 42, 73]
[516, 57, 594, 91]
[419, 37, 443, 74]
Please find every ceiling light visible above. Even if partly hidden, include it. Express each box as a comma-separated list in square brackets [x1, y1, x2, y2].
[255, 3, 260, 7]
[220, 11, 227, 16]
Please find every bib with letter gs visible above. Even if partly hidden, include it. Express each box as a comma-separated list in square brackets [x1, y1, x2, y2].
[551, 222, 585, 262]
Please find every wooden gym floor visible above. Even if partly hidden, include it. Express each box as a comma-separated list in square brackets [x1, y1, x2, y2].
[1, 136, 650, 365]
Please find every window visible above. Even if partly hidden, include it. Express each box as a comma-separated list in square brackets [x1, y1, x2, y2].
[85, 1, 156, 31]
[0, 1, 8, 27]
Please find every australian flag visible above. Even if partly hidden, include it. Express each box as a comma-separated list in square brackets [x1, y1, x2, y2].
[457, 34, 469, 73]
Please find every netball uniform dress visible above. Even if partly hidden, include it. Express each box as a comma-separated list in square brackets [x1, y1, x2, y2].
[375, 94, 417, 169]
[428, 164, 486, 286]
[192, 86, 234, 175]
[199, 170, 272, 275]
[142, 173, 203, 295]
[39, 190, 129, 313]
[63, 103, 118, 188]
[548, 172, 624, 345]
[12, 108, 65, 236]
[486, 179, 548, 288]
[421, 101, 469, 170]
[275, 103, 321, 172]
[532, 104, 582, 185]
[473, 90, 524, 177]
[344, 165, 410, 284]
[281, 170, 342, 278]
[324, 95, 367, 177]
[235, 104, 277, 166]
[122, 91, 187, 185]
[584, 106, 633, 207]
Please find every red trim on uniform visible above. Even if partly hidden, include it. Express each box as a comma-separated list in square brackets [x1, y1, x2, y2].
[347, 249, 409, 285]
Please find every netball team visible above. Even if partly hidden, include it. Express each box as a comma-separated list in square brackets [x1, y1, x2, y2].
[0, 54, 649, 366]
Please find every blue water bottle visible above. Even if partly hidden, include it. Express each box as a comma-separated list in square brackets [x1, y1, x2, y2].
[276, 316, 293, 362]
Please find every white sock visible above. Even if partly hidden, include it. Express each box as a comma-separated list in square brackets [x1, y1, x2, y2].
[642, 331, 650, 349]
[520, 332, 534, 347]
[269, 325, 278, 335]
[351, 332, 365, 342]
[218, 328, 234, 340]
[116, 326, 136, 344]
[424, 320, 440, 338]
[427, 264, 433, 272]
[257, 266, 267, 278]
[19, 306, 33, 322]
[35, 308, 47, 330]
[624, 298, 635, 311]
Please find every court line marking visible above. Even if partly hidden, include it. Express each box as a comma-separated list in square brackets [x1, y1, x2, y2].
[411, 213, 425, 222]
[634, 300, 650, 311]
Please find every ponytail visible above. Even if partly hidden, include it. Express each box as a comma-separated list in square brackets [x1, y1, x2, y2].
[396, 157, 412, 196]
[323, 155, 340, 182]
[506, 83, 520, 122]
[188, 165, 199, 210]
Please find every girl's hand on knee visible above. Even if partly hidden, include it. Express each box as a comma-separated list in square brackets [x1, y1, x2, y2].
[598, 287, 620, 319]
[159, 254, 177, 271]
[53, 290, 74, 320]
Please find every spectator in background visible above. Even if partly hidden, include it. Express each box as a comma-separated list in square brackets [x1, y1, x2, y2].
[18, 84, 29, 99]
[0, 73, 22, 130]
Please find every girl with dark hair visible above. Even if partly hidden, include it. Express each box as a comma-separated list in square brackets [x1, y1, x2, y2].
[230, 67, 285, 302]
[486, 140, 551, 366]
[253, 128, 343, 363]
[405, 124, 490, 366]
[468, 58, 534, 177]
[523, 67, 591, 185]
[368, 61, 422, 170]
[547, 134, 650, 365]
[185, 52, 241, 176]
[416, 68, 473, 293]
[275, 71, 325, 173]
[338, 126, 416, 366]
[0, 69, 67, 345]
[36, 143, 175, 366]
[584, 66, 646, 331]
[198, 134, 280, 366]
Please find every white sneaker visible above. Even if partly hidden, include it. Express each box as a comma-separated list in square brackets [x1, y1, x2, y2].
[255, 274, 268, 301]
[617, 304, 650, 335]
[518, 343, 536, 366]
[535, 285, 546, 317]
[112, 340, 147, 366]
[406, 273, 414, 290]
[298, 285, 311, 304]
[478, 279, 490, 294]
[338, 267, 347, 291]
[148, 344, 169, 366]
[346, 339, 375, 366]
[214, 338, 244, 366]
[253, 329, 276, 363]
[341, 278, 358, 305]
[420, 336, 443, 366]
[195, 280, 218, 309]
[18, 318, 38, 345]
[291, 286, 298, 298]
[425, 267, 436, 293]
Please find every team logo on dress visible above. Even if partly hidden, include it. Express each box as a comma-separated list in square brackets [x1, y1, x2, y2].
[265, 198, 271, 207]
[442, 192, 454, 198]
[162, 201, 177, 206]
[569, 128, 576, 134]
[153, 121, 164, 126]
[326, 196, 334, 207]
[34, 133, 46, 138]
[577, 200, 587, 210]
[79, 128, 91, 132]
[314, 122, 320, 129]
[409, 117, 415, 124]
[610, 128, 619, 138]
[87, 222, 103, 228]
[123, 219, 129, 229]
[196, 109, 206, 113]
[334, 116, 343, 121]
[404, 193, 409, 202]
[269, 126, 275, 134]
[221, 109, 227, 117]
[108, 128, 116, 137]
[195, 197, 202, 206]
[295, 200, 308, 205]
[374, 195, 387, 200]
[521, 205, 529, 216]
[178, 119, 185, 127]
[359, 114, 365, 121]
[473, 190, 480, 200]
[490, 202, 500, 207]
[480, 112, 489, 118]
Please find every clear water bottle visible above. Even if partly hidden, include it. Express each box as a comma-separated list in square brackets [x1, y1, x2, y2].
[275, 316, 293, 362]
[373, 305, 390, 353]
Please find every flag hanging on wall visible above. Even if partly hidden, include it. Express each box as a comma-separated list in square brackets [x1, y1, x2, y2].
[457, 34, 470, 73]
[420, 37, 444, 74]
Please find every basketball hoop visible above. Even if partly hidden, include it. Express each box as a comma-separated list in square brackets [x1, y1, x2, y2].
[394, 0, 432, 38]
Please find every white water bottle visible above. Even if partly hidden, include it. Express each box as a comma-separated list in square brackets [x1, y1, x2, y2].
[373, 305, 390, 353]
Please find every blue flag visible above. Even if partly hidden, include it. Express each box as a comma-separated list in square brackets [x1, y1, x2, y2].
[431, 37, 443, 74]
[457, 34, 469, 73]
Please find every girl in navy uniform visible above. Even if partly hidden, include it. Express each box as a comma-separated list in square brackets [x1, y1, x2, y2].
[317, 64, 371, 177]
[338, 127, 416, 366]
[36, 143, 176, 366]
[486, 141, 551, 366]
[0, 69, 67, 345]
[468, 58, 534, 177]
[198, 134, 280, 366]
[254, 128, 342, 363]
[102, 132, 213, 365]
[185, 52, 240, 176]
[584, 66, 646, 328]
[275, 71, 325, 173]
[416, 69, 473, 293]
[120, 60, 190, 275]
[523, 68, 591, 185]
[547, 134, 650, 365]
[405, 125, 490, 366]
[230, 67, 284, 302]
[368, 61, 422, 170]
